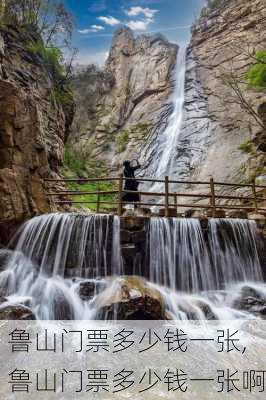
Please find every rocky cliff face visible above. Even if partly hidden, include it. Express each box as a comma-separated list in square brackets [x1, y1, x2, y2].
[0, 26, 74, 243]
[70, 27, 177, 173]
[170, 0, 265, 188]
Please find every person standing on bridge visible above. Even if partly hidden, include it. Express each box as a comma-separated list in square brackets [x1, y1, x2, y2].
[122, 159, 141, 203]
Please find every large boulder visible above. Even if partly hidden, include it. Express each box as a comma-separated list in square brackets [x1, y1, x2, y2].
[0, 303, 35, 320]
[94, 276, 167, 320]
[78, 279, 107, 301]
[233, 285, 266, 317]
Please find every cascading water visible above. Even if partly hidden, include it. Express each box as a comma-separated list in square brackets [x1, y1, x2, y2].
[0, 213, 122, 319]
[148, 217, 265, 320]
[149, 218, 263, 292]
[145, 46, 186, 191]
[0, 213, 265, 320]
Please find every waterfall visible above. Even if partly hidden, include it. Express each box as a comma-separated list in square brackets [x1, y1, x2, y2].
[157, 46, 186, 177]
[0, 214, 264, 320]
[208, 218, 263, 285]
[0, 213, 122, 319]
[144, 46, 186, 190]
[8, 213, 119, 278]
[149, 218, 263, 292]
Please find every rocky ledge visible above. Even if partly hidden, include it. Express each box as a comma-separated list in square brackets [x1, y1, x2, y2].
[0, 26, 74, 244]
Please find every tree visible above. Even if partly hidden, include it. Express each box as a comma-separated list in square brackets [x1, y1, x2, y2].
[219, 48, 266, 131]
[3, 0, 74, 49]
[2, 1, 77, 106]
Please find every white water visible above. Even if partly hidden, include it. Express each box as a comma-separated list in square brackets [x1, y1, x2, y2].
[149, 46, 186, 191]
[0, 213, 121, 319]
[149, 218, 262, 292]
[0, 213, 265, 321]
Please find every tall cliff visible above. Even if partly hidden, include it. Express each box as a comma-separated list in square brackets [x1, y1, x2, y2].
[69, 27, 178, 174]
[169, 0, 265, 187]
[0, 26, 74, 243]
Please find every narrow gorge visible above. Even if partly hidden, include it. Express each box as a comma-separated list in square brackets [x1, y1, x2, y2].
[0, 0, 265, 325]
[69, 0, 265, 190]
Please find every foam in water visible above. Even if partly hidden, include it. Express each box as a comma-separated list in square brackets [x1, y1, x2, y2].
[0, 213, 264, 320]
[149, 217, 263, 292]
[0, 213, 121, 319]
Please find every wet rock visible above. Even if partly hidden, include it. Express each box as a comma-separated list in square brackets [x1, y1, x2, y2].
[0, 248, 12, 272]
[95, 276, 166, 320]
[206, 210, 226, 218]
[120, 229, 131, 243]
[0, 304, 35, 320]
[199, 217, 209, 229]
[0, 297, 7, 304]
[78, 280, 106, 301]
[233, 286, 266, 317]
[121, 244, 137, 259]
[234, 297, 266, 316]
[120, 216, 146, 231]
[179, 299, 217, 320]
[131, 230, 146, 244]
[196, 300, 217, 320]
[240, 286, 263, 300]
[227, 211, 248, 219]
[53, 293, 75, 320]
[135, 208, 152, 217]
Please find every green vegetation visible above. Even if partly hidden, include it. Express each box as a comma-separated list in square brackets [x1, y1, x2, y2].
[64, 179, 116, 212]
[64, 146, 87, 176]
[206, 0, 225, 10]
[3, 0, 75, 107]
[200, 0, 226, 17]
[116, 130, 129, 153]
[115, 122, 152, 153]
[246, 51, 266, 89]
[27, 40, 74, 107]
[238, 140, 254, 154]
[2, 1, 74, 47]
[27, 41, 65, 79]
[63, 146, 117, 211]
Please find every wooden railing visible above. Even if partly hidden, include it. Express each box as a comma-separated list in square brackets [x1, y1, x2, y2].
[44, 176, 266, 216]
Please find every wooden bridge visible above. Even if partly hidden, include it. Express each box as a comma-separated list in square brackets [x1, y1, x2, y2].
[44, 175, 266, 217]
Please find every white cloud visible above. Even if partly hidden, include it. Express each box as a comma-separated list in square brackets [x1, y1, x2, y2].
[98, 16, 121, 26]
[125, 6, 158, 19]
[78, 25, 105, 34]
[91, 25, 105, 31]
[126, 18, 153, 32]
[75, 51, 109, 66]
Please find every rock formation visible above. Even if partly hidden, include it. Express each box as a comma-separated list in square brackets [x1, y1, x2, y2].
[0, 26, 74, 243]
[94, 276, 167, 320]
[70, 0, 265, 195]
[169, 0, 265, 186]
[69, 27, 178, 173]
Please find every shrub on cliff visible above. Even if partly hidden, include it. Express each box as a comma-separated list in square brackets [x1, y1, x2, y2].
[246, 50, 266, 90]
[2, 0, 75, 107]
[2, 0, 73, 48]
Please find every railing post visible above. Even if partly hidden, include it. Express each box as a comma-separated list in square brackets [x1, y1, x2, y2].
[96, 183, 100, 213]
[252, 179, 258, 213]
[117, 174, 123, 216]
[210, 177, 216, 217]
[174, 192, 177, 211]
[165, 176, 169, 217]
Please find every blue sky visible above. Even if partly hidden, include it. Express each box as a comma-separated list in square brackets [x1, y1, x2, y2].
[63, 0, 205, 65]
